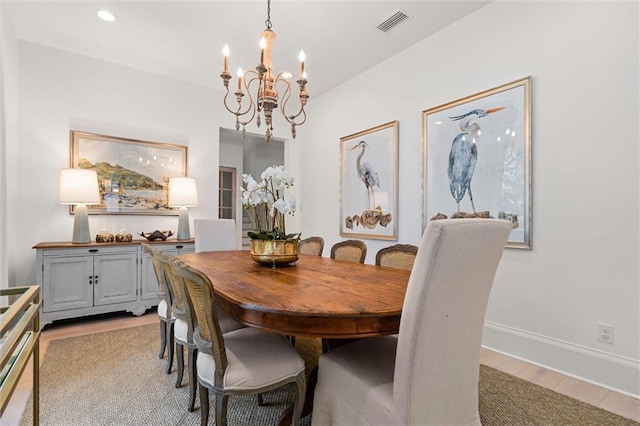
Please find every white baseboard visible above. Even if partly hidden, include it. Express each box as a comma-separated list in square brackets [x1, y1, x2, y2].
[482, 321, 640, 398]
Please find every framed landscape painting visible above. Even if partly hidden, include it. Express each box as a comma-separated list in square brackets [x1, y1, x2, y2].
[422, 77, 532, 249]
[340, 121, 398, 240]
[70, 131, 187, 215]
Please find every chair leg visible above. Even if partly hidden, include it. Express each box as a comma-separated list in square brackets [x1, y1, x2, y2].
[176, 342, 184, 388]
[199, 384, 209, 426]
[291, 371, 307, 426]
[158, 320, 167, 359]
[187, 347, 197, 412]
[257, 393, 265, 406]
[166, 322, 175, 374]
[215, 392, 229, 426]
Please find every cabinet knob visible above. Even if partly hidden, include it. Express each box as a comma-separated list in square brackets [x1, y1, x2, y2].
[89, 249, 99, 253]
[94, 275, 99, 285]
[176, 245, 184, 249]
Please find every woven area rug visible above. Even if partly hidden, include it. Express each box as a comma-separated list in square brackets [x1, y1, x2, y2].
[21, 324, 638, 425]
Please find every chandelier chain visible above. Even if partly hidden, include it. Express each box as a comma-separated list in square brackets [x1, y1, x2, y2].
[265, 0, 272, 29]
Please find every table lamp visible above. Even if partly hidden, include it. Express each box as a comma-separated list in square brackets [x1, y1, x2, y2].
[168, 177, 198, 240]
[60, 168, 100, 243]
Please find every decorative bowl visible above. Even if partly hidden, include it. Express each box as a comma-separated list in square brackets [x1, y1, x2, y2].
[250, 239, 299, 267]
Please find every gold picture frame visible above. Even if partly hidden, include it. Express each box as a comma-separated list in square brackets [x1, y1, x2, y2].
[339, 121, 399, 240]
[70, 131, 187, 215]
[422, 76, 532, 249]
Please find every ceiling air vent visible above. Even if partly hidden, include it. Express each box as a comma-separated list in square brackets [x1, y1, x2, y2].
[377, 10, 410, 33]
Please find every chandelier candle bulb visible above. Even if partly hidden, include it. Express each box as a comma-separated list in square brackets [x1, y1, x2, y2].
[299, 50, 305, 75]
[260, 37, 266, 65]
[223, 44, 230, 73]
[237, 67, 244, 91]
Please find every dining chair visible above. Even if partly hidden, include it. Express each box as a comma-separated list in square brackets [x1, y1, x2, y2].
[141, 243, 175, 375]
[330, 239, 367, 263]
[157, 249, 246, 413]
[194, 218, 237, 252]
[375, 243, 419, 271]
[194, 216, 247, 350]
[312, 219, 512, 426]
[172, 257, 307, 426]
[299, 236, 324, 256]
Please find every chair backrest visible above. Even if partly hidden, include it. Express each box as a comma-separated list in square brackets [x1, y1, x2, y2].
[299, 236, 324, 256]
[155, 250, 186, 315]
[172, 258, 228, 387]
[194, 218, 237, 253]
[375, 244, 418, 270]
[330, 240, 367, 263]
[393, 219, 512, 425]
[142, 243, 173, 315]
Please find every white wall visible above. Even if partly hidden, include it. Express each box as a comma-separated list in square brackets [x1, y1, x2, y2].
[301, 1, 639, 395]
[14, 41, 231, 286]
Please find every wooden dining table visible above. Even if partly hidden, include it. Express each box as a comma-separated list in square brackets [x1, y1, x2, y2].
[177, 250, 411, 339]
[176, 249, 412, 425]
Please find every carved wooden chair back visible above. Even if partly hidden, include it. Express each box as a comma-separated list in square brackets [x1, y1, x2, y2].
[330, 240, 367, 263]
[299, 236, 325, 256]
[375, 244, 419, 271]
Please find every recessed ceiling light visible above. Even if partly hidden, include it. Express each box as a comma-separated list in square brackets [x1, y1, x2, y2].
[96, 10, 116, 22]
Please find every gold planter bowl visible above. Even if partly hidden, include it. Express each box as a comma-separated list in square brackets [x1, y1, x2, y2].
[250, 239, 299, 267]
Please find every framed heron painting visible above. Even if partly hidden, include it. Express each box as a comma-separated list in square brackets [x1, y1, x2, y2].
[70, 131, 187, 215]
[340, 121, 398, 240]
[422, 76, 532, 249]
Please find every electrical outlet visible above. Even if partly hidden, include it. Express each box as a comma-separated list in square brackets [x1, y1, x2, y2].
[598, 323, 614, 344]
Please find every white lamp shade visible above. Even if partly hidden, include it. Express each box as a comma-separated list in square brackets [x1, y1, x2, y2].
[59, 168, 100, 205]
[169, 177, 198, 207]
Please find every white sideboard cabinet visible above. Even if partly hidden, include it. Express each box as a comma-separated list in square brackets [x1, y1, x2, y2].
[33, 239, 195, 327]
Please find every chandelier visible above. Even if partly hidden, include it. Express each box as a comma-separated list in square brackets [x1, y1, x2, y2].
[220, 0, 309, 142]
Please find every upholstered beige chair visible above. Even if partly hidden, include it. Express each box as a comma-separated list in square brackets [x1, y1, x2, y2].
[312, 219, 512, 426]
[375, 244, 419, 271]
[194, 218, 237, 252]
[141, 243, 175, 375]
[193, 216, 246, 354]
[173, 258, 307, 426]
[299, 236, 325, 256]
[330, 239, 367, 263]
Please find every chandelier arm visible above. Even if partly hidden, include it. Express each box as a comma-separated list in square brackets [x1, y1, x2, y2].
[277, 78, 307, 126]
[221, 87, 254, 121]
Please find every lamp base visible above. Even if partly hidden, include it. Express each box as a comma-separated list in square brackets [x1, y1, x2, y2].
[176, 207, 191, 240]
[72, 203, 91, 244]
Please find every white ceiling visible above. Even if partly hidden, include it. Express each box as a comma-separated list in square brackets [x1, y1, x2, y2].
[4, 1, 490, 96]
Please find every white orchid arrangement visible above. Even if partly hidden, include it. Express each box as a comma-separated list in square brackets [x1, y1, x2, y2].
[242, 165, 300, 241]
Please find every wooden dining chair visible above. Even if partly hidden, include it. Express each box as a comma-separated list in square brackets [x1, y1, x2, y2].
[299, 236, 324, 256]
[312, 219, 512, 426]
[157, 249, 246, 413]
[330, 239, 367, 263]
[172, 257, 307, 426]
[155, 250, 199, 412]
[141, 243, 175, 375]
[375, 243, 419, 271]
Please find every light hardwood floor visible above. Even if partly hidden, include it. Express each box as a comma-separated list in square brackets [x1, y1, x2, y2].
[1, 312, 639, 425]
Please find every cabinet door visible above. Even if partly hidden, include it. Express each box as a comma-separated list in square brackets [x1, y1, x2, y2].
[93, 254, 138, 306]
[43, 256, 94, 312]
